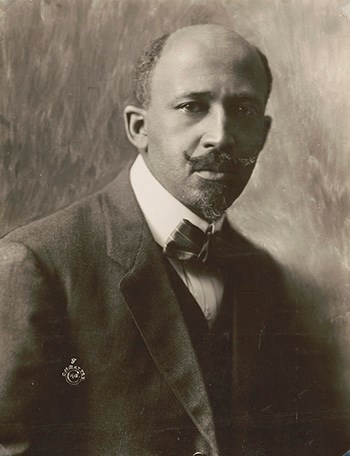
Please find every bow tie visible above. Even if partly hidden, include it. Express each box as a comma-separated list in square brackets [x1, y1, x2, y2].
[163, 218, 259, 268]
[163, 219, 217, 263]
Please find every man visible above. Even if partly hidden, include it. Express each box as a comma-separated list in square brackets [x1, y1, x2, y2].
[0, 24, 348, 456]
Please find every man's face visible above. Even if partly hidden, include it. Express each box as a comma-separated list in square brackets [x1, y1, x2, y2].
[142, 32, 271, 221]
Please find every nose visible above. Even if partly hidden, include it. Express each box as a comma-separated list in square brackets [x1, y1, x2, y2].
[201, 106, 236, 151]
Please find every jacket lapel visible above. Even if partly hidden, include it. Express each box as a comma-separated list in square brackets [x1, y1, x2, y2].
[101, 164, 218, 454]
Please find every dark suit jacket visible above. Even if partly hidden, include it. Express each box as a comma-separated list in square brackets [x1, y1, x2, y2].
[0, 165, 349, 456]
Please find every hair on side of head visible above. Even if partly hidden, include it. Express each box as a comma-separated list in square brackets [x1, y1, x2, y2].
[134, 34, 170, 108]
[254, 46, 273, 102]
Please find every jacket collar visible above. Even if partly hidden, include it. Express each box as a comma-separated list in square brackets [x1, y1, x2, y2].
[101, 162, 144, 270]
[101, 163, 219, 454]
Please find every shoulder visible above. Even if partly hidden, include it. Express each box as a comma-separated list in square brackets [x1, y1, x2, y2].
[0, 167, 129, 269]
[2, 189, 103, 253]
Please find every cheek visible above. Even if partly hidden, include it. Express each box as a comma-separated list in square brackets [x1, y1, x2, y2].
[147, 130, 194, 165]
[148, 115, 199, 148]
[238, 126, 266, 153]
[145, 133, 186, 181]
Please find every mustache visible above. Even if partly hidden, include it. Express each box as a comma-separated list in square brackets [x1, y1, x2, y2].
[184, 149, 258, 172]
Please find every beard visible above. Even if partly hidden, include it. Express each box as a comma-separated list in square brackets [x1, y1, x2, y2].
[184, 149, 256, 222]
[193, 180, 232, 223]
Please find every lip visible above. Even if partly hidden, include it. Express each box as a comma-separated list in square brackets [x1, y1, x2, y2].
[194, 170, 235, 182]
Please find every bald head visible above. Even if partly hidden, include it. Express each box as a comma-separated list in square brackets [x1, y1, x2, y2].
[134, 24, 272, 108]
[166, 24, 254, 58]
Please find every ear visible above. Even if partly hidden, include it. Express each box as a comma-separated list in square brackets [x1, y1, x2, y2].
[123, 105, 148, 152]
[259, 115, 272, 151]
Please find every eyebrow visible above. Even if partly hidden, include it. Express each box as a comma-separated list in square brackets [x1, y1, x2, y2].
[171, 91, 263, 106]
[172, 91, 212, 102]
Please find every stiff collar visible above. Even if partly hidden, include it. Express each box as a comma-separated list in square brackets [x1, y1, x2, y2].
[130, 154, 224, 248]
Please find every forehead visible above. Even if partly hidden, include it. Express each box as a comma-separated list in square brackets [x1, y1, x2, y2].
[150, 37, 267, 104]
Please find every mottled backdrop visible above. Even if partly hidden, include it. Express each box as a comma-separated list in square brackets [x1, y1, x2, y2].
[1, 0, 350, 401]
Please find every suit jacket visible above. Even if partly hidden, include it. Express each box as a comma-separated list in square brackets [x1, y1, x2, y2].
[0, 164, 349, 456]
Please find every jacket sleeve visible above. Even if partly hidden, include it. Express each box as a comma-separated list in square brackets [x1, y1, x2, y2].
[0, 241, 64, 455]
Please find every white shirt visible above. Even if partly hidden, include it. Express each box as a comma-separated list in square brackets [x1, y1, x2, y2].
[130, 154, 225, 327]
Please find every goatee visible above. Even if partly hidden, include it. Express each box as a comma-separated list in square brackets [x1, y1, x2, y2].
[195, 181, 231, 223]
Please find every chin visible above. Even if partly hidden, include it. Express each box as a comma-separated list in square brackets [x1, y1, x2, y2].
[192, 181, 241, 222]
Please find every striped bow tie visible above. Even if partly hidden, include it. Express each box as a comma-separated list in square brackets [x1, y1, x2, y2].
[163, 219, 215, 262]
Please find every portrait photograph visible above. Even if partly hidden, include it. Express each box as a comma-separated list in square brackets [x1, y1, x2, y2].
[0, 0, 349, 455]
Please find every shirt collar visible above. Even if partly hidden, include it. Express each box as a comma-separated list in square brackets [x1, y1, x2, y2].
[130, 154, 224, 248]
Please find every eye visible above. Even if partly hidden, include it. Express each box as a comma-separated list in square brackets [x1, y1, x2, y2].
[236, 105, 258, 117]
[178, 101, 207, 113]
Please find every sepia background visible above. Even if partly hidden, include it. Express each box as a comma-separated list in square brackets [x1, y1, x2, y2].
[1, 0, 350, 409]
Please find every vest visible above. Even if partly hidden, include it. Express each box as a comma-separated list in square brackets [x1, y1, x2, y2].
[164, 259, 234, 453]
